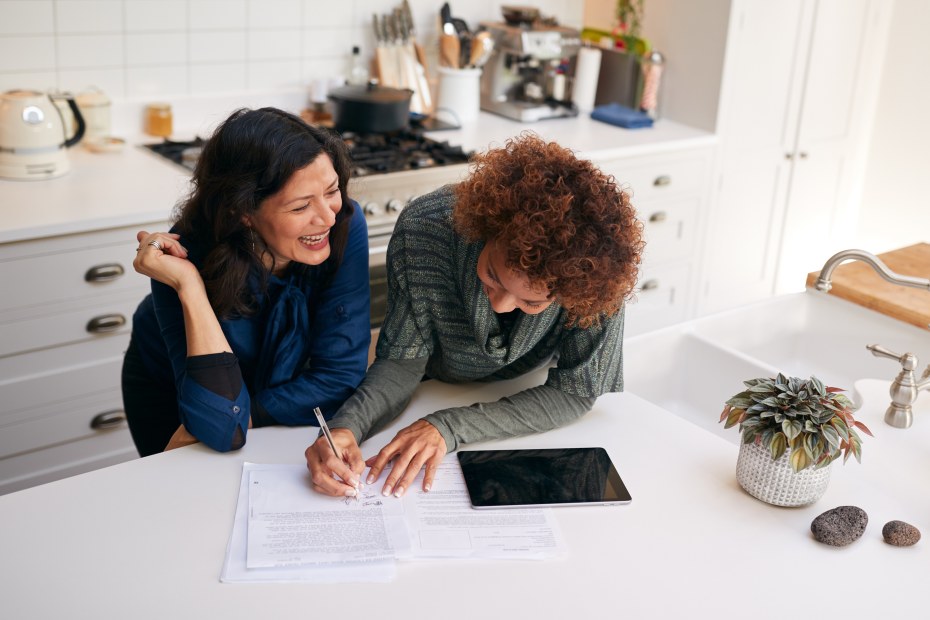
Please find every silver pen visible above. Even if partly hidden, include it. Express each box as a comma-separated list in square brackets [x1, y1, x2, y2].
[313, 407, 360, 501]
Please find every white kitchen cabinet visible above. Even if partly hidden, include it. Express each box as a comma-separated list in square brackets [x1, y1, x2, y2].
[595, 145, 714, 336]
[0, 222, 166, 495]
[696, 0, 892, 314]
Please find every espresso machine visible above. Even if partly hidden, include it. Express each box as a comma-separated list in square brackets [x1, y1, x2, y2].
[479, 21, 581, 122]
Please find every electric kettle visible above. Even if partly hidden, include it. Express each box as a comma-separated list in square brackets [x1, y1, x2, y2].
[0, 90, 86, 180]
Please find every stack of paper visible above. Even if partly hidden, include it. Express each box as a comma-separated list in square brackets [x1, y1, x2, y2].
[220, 456, 566, 583]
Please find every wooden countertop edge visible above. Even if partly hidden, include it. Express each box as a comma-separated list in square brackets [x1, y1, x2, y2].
[806, 243, 930, 331]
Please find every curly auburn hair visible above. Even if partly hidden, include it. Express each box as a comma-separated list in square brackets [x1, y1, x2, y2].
[453, 133, 644, 328]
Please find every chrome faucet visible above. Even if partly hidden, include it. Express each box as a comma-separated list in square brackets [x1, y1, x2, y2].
[866, 344, 930, 428]
[814, 249, 930, 428]
[813, 248, 930, 294]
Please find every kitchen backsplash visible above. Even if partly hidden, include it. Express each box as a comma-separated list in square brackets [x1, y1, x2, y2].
[0, 0, 581, 101]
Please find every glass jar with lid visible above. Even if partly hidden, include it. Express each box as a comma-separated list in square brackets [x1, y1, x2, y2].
[144, 103, 173, 138]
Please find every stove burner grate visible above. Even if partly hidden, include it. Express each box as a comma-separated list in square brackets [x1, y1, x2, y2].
[143, 129, 471, 177]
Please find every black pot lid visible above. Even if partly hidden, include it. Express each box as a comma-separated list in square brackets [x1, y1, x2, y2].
[328, 82, 412, 103]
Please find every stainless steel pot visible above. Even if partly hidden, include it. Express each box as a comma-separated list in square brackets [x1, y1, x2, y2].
[328, 83, 413, 133]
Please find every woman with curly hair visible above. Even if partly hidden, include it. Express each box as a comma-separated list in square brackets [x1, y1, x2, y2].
[305, 133, 643, 498]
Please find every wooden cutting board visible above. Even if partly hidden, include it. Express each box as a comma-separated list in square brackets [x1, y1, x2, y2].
[805, 243, 930, 330]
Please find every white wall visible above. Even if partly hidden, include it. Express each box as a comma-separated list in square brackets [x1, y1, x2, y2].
[855, 0, 930, 255]
[0, 0, 581, 101]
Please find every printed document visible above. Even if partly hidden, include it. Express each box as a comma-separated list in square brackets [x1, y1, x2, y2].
[247, 466, 403, 568]
[220, 463, 397, 583]
[394, 457, 566, 560]
[221, 456, 566, 583]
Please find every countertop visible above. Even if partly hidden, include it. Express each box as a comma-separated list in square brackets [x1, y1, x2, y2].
[0, 111, 715, 245]
[0, 366, 927, 618]
[806, 243, 930, 330]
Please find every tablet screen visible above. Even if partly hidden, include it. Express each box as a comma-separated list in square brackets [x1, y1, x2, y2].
[457, 447, 632, 509]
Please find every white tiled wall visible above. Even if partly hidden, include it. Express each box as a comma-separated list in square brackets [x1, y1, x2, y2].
[0, 0, 581, 101]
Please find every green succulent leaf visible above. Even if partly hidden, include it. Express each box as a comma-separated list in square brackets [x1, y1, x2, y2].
[821, 424, 841, 449]
[770, 432, 787, 460]
[830, 416, 850, 440]
[803, 433, 822, 461]
[789, 447, 810, 472]
[782, 419, 802, 441]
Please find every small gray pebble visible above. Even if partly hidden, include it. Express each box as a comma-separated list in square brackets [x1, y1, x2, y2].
[882, 520, 921, 547]
[811, 506, 868, 547]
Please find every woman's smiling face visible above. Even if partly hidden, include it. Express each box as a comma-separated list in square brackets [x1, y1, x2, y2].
[476, 240, 553, 315]
[247, 154, 342, 275]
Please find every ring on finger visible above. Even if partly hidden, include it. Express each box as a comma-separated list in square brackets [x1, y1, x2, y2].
[148, 239, 163, 251]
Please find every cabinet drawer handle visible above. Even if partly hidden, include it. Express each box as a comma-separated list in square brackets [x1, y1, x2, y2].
[90, 409, 126, 430]
[86, 313, 127, 333]
[648, 211, 668, 223]
[653, 175, 671, 187]
[640, 279, 660, 291]
[84, 263, 125, 282]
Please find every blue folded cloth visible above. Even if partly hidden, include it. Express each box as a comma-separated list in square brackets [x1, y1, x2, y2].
[590, 103, 654, 129]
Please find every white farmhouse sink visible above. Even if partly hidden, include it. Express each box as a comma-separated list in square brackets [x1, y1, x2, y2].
[623, 291, 930, 443]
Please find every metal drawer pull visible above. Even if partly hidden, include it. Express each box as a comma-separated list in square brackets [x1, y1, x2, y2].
[653, 175, 671, 187]
[648, 211, 668, 223]
[84, 263, 125, 282]
[90, 409, 126, 430]
[640, 279, 660, 291]
[86, 313, 127, 333]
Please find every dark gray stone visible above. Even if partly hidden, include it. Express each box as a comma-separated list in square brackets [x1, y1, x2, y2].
[810, 506, 868, 547]
[882, 520, 921, 547]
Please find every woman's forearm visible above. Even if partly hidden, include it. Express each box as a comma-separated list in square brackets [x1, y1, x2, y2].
[177, 280, 232, 357]
[424, 385, 596, 452]
[328, 356, 428, 443]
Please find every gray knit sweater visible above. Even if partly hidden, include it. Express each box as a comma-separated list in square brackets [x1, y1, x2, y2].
[328, 186, 626, 451]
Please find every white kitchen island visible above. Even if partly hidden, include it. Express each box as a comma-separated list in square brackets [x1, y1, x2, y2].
[0, 365, 926, 619]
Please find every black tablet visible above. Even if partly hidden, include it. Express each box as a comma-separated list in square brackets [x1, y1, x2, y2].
[457, 447, 632, 509]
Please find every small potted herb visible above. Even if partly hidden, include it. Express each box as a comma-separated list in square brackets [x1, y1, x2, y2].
[720, 373, 873, 506]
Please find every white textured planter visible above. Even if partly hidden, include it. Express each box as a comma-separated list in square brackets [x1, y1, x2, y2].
[735, 441, 831, 507]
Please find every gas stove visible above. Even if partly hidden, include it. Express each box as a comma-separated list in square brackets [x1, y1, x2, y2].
[143, 129, 472, 238]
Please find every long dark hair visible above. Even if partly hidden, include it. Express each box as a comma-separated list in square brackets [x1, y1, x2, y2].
[174, 107, 354, 319]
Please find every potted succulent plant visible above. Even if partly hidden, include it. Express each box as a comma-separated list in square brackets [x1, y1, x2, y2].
[720, 373, 873, 507]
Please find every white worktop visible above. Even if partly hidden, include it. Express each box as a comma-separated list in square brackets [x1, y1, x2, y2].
[0, 365, 926, 619]
[0, 108, 714, 245]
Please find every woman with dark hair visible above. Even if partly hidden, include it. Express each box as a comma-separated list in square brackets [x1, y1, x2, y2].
[306, 132, 644, 499]
[123, 107, 370, 456]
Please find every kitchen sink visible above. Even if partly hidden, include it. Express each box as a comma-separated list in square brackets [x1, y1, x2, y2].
[623, 291, 930, 440]
[623, 330, 775, 444]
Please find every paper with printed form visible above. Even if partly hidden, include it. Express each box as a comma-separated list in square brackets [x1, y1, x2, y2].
[246, 466, 404, 568]
[221, 457, 566, 583]
[397, 457, 566, 560]
[220, 463, 397, 584]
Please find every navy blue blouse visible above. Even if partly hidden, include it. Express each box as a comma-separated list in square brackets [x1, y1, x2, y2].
[130, 204, 371, 451]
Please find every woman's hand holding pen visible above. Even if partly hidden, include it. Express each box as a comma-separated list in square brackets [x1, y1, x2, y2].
[366, 420, 447, 498]
[305, 429, 366, 497]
